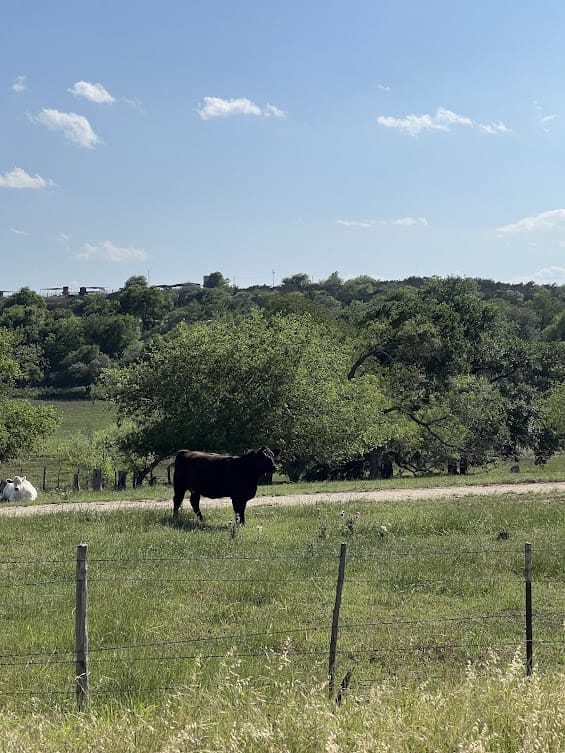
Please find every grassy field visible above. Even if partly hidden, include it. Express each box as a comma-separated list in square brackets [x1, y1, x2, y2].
[0, 491, 563, 751]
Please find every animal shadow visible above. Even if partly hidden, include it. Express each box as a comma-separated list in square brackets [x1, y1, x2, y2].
[159, 514, 230, 533]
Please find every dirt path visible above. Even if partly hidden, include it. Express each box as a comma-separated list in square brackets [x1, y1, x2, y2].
[1, 481, 565, 517]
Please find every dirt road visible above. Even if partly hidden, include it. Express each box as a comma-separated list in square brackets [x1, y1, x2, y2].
[1, 481, 564, 517]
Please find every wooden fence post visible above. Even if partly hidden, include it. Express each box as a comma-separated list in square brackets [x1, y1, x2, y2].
[42, 466, 47, 491]
[92, 469, 103, 491]
[525, 541, 533, 676]
[328, 542, 347, 698]
[75, 543, 89, 710]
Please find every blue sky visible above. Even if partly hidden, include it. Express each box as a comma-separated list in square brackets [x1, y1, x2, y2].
[2, 0, 565, 293]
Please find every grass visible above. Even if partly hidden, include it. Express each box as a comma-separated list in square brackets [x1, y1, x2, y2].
[0, 491, 563, 750]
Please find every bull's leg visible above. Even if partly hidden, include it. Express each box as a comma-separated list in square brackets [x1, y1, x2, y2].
[232, 498, 248, 525]
[190, 491, 203, 521]
[173, 484, 185, 519]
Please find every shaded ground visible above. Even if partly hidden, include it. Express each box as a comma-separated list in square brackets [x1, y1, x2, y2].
[1, 481, 565, 517]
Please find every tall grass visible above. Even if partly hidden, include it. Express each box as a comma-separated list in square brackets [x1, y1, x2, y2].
[0, 492, 563, 750]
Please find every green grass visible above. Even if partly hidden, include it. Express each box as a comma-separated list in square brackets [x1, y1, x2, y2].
[0, 494, 563, 726]
[0, 494, 563, 750]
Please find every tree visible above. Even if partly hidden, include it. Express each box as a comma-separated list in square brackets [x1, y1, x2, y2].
[203, 272, 229, 289]
[0, 329, 60, 462]
[349, 277, 563, 469]
[101, 311, 389, 480]
[118, 277, 172, 330]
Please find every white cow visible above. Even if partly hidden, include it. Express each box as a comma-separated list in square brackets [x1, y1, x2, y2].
[12, 476, 38, 501]
[1, 479, 16, 502]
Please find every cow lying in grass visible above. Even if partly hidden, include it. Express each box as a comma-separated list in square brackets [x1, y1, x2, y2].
[13, 476, 38, 501]
[173, 448, 276, 525]
[1, 479, 15, 502]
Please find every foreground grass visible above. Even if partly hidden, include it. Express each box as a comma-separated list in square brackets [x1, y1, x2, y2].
[0, 491, 563, 750]
[1, 660, 564, 753]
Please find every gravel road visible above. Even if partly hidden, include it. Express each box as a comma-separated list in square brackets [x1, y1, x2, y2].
[1, 481, 564, 517]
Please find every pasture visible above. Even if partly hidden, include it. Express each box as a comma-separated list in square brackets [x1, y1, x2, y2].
[0, 491, 563, 751]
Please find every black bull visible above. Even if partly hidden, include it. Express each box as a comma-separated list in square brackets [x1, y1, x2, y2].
[173, 447, 276, 524]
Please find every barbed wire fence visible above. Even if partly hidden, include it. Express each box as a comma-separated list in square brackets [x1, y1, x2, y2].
[0, 542, 563, 710]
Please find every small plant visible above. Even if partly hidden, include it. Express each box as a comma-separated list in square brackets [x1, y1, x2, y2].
[341, 510, 360, 535]
[316, 510, 329, 540]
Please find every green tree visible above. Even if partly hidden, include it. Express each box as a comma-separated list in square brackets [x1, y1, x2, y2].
[101, 311, 389, 480]
[0, 329, 60, 462]
[118, 277, 172, 330]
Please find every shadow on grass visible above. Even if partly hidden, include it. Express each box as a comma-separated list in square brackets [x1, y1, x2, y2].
[159, 514, 231, 533]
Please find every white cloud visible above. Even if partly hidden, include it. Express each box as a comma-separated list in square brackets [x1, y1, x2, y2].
[265, 103, 286, 118]
[539, 114, 558, 132]
[378, 83, 391, 92]
[77, 240, 149, 262]
[336, 219, 375, 228]
[11, 75, 27, 93]
[533, 101, 558, 132]
[0, 167, 54, 189]
[123, 96, 144, 112]
[196, 96, 285, 120]
[35, 108, 101, 148]
[479, 120, 512, 135]
[497, 209, 565, 234]
[10, 228, 28, 235]
[513, 267, 565, 285]
[377, 106, 509, 136]
[337, 216, 429, 228]
[68, 80, 115, 104]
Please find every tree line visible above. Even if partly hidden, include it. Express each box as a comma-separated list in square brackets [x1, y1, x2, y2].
[0, 272, 564, 481]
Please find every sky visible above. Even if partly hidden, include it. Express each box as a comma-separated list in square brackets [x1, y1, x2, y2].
[2, 0, 565, 294]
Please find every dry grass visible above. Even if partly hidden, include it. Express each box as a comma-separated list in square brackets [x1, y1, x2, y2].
[0, 655, 563, 752]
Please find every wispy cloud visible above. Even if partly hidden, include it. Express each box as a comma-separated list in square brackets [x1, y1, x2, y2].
[11, 75, 27, 93]
[196, 96, 286, 120]
[77, 240, 149, 262]
[35, 108, 101, 148]
[533, 101, 558, 133]
[478, 121, 512, 135]
[497, 209, 565, 234]
[377, 106, 510, 136]
[377, 83, 391, 92]
[10, 228, 28, 235]
[68, 80, 115, 104]
[123, 96, 144, 112]
[512, 266, 565, 284]
[337, 216, 429, 228]
[0, 167, 54, 189]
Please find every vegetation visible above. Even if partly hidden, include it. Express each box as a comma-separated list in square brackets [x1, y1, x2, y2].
[0, 492, 563, 750]
[0, 272, 563, 481]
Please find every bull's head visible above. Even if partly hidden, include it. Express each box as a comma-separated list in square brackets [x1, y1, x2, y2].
[257, 447, 276, 474]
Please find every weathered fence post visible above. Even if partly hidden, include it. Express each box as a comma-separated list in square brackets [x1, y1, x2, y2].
[525, 541, 533, 676]
[75, 543, 89, 710]
[73, 472, 80, 492]
[92, 468, 103, 491]
[328, 542, 347, 698]
[42, 466, 47, 491]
